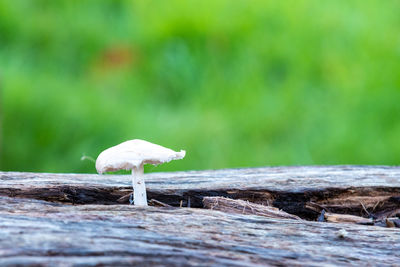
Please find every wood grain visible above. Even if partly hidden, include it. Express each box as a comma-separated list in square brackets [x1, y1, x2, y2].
[1, 166, 400, 219]
[203, 196, 302, 220]
[0, 196, 399, 266]
[1, 166, 400, 266]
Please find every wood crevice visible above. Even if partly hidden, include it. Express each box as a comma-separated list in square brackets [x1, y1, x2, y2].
[0, 185, 399, 221]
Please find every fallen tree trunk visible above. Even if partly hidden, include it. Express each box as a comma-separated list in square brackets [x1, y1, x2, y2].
[0, 196, 399, 266]
[0, 166, 399, 265]
[1, 166, 400, 219]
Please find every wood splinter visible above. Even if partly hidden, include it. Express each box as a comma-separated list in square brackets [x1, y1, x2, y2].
[203, 197, 301, 220]
[148, 199, 173, 207]
[324, 212, 373, 225]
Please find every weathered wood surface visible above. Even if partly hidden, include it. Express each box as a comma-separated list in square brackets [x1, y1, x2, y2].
[203, 196, 302, 220]
[0, 166, 400, 266]
[0, 196, 399, 266]
[1, 166, 400, 219]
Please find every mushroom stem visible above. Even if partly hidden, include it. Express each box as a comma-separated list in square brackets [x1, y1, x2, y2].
[132, 164, 148, 206]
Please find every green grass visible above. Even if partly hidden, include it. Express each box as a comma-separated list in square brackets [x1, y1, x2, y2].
[1, 0, 400, 173]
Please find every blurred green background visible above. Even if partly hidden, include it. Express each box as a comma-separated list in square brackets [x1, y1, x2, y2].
[1, 0, 399, 173]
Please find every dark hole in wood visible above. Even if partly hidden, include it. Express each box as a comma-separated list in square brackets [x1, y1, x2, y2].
[2, 186, 399, 221]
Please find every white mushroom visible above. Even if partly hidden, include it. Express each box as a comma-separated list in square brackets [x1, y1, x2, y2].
[96, 139, 186, 206]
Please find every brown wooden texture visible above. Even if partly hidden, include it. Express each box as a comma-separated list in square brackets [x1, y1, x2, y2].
[0, 195, 399, 266]
[203, 196, 302, 220]
[1, 166, 400, 219]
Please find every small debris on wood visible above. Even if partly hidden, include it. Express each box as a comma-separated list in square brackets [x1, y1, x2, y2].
[203, 197, 301, 220]
[324, 212, 373, 225]
[116, 192, 132, 204]
[385, 218, 400, 228]
[359, 201, 371, 217]
[317, 209, 326, 222]
[336, 228, 349, 239]
[386, 218, 396, 228]
[305, 202, 328, 213]
[148, 199, 173, 208]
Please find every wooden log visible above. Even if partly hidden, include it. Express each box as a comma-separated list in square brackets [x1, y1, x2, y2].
[0, 196, 399, 266]
[203, 196, 301, 220]
[1, 166, 400, 219]
[0, 166, 400, 265]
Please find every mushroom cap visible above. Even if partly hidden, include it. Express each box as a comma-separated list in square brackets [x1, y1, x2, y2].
[96, 139, 186, 174]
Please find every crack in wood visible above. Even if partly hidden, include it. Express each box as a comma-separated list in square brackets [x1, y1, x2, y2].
[1, 166, 400, 220]
[2, 186, 399, 219]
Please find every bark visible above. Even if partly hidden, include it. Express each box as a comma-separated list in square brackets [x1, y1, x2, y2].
[0, 196, 399, 266]
[0, 166, 400, 266]
[1, 165, 400, 219]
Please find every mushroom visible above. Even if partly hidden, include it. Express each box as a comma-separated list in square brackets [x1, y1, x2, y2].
[96, 139, 186, 206]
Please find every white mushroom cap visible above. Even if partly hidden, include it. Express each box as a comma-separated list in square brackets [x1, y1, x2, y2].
[96, 139, 186, 174]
